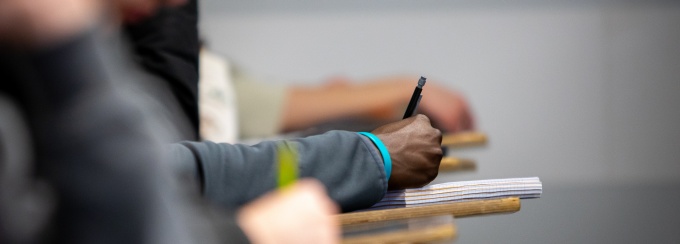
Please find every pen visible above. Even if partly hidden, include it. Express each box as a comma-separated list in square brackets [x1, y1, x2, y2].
[403, 76, 427, 119]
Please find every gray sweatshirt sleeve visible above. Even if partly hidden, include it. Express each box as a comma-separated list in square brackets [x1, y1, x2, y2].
[172, 131, 388, 212]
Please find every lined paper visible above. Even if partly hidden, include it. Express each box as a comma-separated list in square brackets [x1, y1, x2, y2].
[369, 177, 542, 210]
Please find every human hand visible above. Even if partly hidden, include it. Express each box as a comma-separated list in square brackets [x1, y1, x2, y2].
[237, 179, 340, 244]
[419, 83, 475, 133]
[371, 114, 443, 190]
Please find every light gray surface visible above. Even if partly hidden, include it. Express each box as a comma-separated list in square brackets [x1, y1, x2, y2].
[201, 1, 680, 187]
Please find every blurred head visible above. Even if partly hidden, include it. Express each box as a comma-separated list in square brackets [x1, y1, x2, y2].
[115, 0, 187, 23]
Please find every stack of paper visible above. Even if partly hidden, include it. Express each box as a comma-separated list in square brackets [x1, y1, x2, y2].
[369, 177, 542, 210]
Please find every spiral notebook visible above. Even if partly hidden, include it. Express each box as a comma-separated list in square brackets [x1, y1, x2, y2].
[368, 177, 542, 210]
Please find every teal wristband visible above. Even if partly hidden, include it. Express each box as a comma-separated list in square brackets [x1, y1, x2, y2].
[358, 132, 392, 182]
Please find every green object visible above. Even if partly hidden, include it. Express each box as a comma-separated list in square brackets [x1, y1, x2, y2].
[277, 142, 298, 188]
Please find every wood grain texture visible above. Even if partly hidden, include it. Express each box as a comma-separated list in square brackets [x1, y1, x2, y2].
[439, 157, 476, 172]
[339, 197, 520, 226]
[342, 222, 456, 244]
[441, 132, 488, 148]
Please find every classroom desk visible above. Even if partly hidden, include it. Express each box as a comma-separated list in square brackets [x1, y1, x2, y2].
[439, 157, 476, 172]
[339, 197, 520, 226]
[441, 132, 488, 148]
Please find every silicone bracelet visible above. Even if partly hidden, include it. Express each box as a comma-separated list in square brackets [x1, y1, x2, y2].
[358, 132, 392, 182]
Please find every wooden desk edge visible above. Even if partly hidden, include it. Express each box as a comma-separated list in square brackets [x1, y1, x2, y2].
[439, 157, 476, 171]
[342, 223, 456, 244]
[339, 197, 521, 226]
[441, 132, 488, 148]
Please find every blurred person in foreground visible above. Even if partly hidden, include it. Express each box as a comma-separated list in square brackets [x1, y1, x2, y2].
[0, 0, 338, 243]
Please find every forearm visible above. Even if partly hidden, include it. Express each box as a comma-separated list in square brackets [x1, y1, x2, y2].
[172, 131, 388, 212]
[281, 78, 413, 131]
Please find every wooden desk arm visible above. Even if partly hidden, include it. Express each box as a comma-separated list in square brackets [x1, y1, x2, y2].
[338, 197, 521, 226]
[439, 157, 476, 172]
[441, 132, 488, 148]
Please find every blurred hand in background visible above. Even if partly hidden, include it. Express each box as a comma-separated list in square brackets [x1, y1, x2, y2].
[282, 75, 475, 134]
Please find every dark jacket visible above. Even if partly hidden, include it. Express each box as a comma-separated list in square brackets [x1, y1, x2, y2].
[0, 30, 248, 244]
[124, 0, 201, 140]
